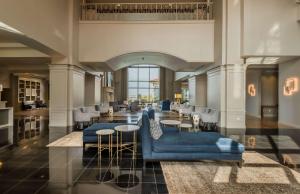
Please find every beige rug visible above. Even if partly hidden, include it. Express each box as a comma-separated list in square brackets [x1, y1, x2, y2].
[161, 152, 300, 194]
[47, 132, 83, 147]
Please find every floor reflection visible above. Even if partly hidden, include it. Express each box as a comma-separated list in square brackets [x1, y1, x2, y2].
[41, 146, 163, 194]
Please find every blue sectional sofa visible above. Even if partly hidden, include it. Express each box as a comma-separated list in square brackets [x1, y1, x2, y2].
[141, 110, 245, 167]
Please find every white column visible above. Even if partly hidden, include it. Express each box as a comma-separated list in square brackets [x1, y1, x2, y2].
[49, 64, 85, 127]
[207, 64, 246, 129]
[84, 73, 101, 106]
[224, 64, 246, 129]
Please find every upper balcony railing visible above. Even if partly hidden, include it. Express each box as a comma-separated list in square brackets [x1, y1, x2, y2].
[80, 1, 213, 21]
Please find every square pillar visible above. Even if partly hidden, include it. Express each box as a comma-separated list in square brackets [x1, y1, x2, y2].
[225, 64, 246, 129]
[49, 64, 85, 127]
[207, 64, 246, 129]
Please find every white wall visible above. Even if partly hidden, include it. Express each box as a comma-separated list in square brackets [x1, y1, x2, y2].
[84, 74, 95, 106]
[79, 21, 214, 63]
[195, 74, 207, 107]
[95, 77, 101, 104]
[188, 77, 196, 105]
[261, 72, 278, 106]
[0, 71, 10, 88]
[72, 70, 85, 108]
[207, 69, 221, 110]
[279, 58, 300, 128]
[246, 69, 262, 118]
[242, 0, 300, 56]
[0, 0, 69, 56]
[84, 74, 101, 106]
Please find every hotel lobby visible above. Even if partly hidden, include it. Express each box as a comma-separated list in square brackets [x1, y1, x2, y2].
[1, 0, 300, 193]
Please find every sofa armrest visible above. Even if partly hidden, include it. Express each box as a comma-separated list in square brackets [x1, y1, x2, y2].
[140, 111, 153, 159]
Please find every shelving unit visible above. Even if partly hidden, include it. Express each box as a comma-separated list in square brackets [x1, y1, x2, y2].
[18, 78, 41, 102]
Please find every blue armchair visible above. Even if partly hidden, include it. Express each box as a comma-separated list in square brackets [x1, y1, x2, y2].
[161, 100, 171, 111]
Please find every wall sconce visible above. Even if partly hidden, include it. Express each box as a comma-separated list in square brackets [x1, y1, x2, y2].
[283, 77, 299, 96]
[248, 84, 256, 97]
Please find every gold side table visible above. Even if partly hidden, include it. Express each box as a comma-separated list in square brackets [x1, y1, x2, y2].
[96, 129, 114, 182]
[96, 129, 114, 160]
[115, 125, 140, 161]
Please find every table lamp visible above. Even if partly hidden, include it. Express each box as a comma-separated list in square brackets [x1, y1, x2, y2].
[174, 93, 182, 103]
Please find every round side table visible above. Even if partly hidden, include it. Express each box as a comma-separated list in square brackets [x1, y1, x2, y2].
[96, 129, 114, 182]
[160, 120, 181, 128]
[96, 129, 114, 160]
[115, 125, 140, 160]
[180, 123, 193, 132]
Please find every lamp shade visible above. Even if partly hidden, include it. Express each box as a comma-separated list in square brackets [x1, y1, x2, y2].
[174, 93, 182, 99]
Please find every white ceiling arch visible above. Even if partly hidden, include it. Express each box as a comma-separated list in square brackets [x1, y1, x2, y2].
[104, 51, 206, 71]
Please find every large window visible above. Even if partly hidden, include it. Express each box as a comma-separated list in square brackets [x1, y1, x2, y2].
[128, 65, 160, 103]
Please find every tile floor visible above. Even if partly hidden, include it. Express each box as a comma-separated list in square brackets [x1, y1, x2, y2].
[0, 112, 300, 193]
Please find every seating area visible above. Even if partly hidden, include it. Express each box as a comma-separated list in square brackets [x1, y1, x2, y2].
[169, 101, 219, 130]
[73, 104, 111, 128]
[82, 109, 244, 167]
[140, 109, 244, 166]
[2, 0, 300, 193]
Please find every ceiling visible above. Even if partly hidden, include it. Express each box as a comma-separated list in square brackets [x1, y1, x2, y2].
[0, 29, 18, 43]
[0, 28, 50, 72]
[245, 56, 299, 65]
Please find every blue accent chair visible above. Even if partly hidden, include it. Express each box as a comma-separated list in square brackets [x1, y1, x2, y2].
[140, 110, 245, 167]
[161, 100, 171, 111]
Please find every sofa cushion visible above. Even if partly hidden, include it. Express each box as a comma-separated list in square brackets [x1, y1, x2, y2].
[161, 126, 179, 133]
[149, 119, 163, 140]
[152, 132, 244, 154]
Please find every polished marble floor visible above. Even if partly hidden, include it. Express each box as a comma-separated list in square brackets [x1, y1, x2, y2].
[0, 112, 300, 193]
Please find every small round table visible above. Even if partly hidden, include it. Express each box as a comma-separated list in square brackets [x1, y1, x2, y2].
[180, 123, 193, 132]
[115, 125, 140, 160]
[96, 129, 114, 182]
[160, 120, 181, 128]
[96, 129, 114, 159]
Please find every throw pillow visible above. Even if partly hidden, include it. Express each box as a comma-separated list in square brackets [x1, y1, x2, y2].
[137, 118, 143, 127]
[149, 119, 163, 140]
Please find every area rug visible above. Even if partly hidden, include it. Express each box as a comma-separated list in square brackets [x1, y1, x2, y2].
[47, 132, 82, 147]
[161, 152, 300, 194]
